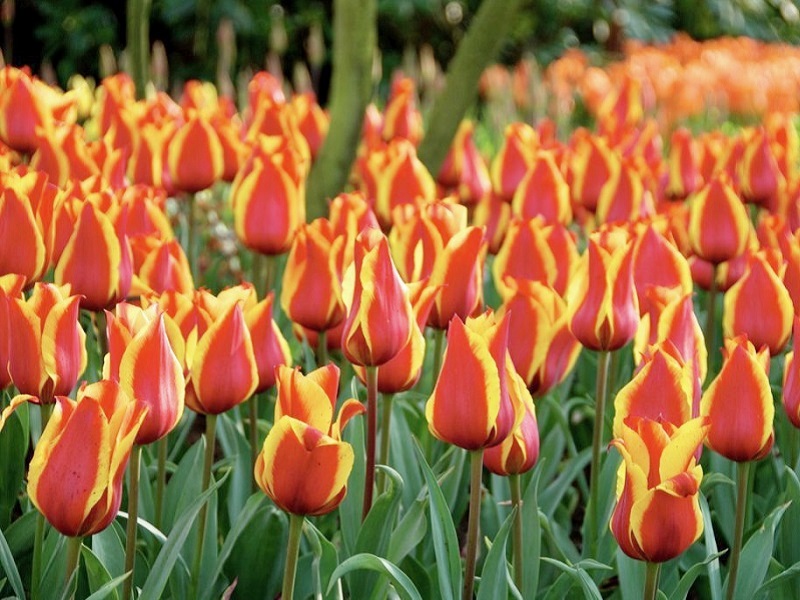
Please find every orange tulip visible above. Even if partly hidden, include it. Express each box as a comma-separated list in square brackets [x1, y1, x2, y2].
[739, 127, 783, 209]
[665, 127, 702, 200]
[511, 151, 572, 225]
[341, 228, 413, 367]
[245, 293, 292, 393]
[568, 229, 639, 352]
[0, 187, 48, 283]
[26, 380, 147, 537]
[570, 130, 619, 213]
[281, 219, 346, 332]
[0, 274, 25, 390]
[426, 312, 522, 450]
[783, 318, 800, 429]
[490, 123, 537, 201]
[723, 252, 793, 355]
[700, 336, 774, 462]
[595, 159, 654, 225]
[492, 217, 557, 301]
[632, 222, 693, 316]
[8, 282, 87, 403]
[381, 77, 423, 146]
[437, 120, 491, 205]
[473, 191, 512, 255]
[0, 67, 57, 154]
[137, 239, 195, 295]
[167, 112, 224, 193]
[609, 416, 708, 563]
[687, 174, 751, 264]
[54, 201, 133, 311]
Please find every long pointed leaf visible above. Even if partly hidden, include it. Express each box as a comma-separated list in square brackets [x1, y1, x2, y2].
[476, 508, 516, 600]
[0, 521, 24, 600]
[327, 553, 422, 600]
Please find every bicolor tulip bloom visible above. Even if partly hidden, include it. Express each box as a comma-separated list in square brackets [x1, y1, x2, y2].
[595, 159, 654, 225]
[665, 127, 702, 200]
[0, 66, 64, 154]
[783, 318, 800, 429]
[341, 228, 414, 367]
[281, 219, 346, 332]
[255, 364, 364, 516]
[437, 120, 491, 205]
[167, 112, 224, 193]
[492, 218, 557, 301]
[511, 151, 572, 225]
[609, 416, 708, 563]
[245, 293, 292, 393]
[739, 127, 783, 209]
[0, 187, 48, 283]
[8, 282, 87, 403]
[687, 174, 751, 264]
[490, 123, 537, 201]
[54, 201, 133, 311]
[381, 76, 423, 146]
[290, 93, 329, 159]
[27, 380, 148, 537]
[426, 312, 522, 450]
[105, 305, 185, 445]
[700, 336, 774, 462]
[498, 280, 580, 397]
[569, 130, 619, 213]
[186, 301, 259, 415]
[483, 369, 539, 476]
[472, 191, 512, 255]
[0, 274, 25, 390]
[137, 239, 195, 295]
[568, 230, 639, 352]
[723, 252, 793, 355]
[632, 223, 693, 316]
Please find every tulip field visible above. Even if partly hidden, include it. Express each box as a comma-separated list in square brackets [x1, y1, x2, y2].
[3, 20, 800, 600]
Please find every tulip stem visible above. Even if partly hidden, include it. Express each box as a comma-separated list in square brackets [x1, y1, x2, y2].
[362, 366, 379, 520]
[282, 513, 305, 600]
[463, 449, 484, 600]
[122, 445, 142, 600]
[31, 403, 53, 600]
[432, 328, 446, 386]
[643, 562, 661, 600]
[154, 437, 167, 530]
[377, 393, 394, 494]
[249, 396, 259, 492]
[587, 349, 611, 557]
[191, 414, 218, 599]
[705, 264, 718, 364]
[264, 254, 277, 295]
[727, 460, 751, 600]
[316, 330, 328, 367]
[64, 536, 82, 600]
[509, 474, 524, 593]
[91, 310, 108, 360]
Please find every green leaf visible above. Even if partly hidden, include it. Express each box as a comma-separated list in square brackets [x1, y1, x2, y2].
[668, 552, 727, 600]
[754, 560, 800, 598]
[161, 438, 204, 532]
[778, 466, 800, 566]
[339, 388, 365, 556]
[81, 545, 116, 599]
[521, 465, 543, 599]
[616, 547, 645, 600]
[84, 573, 132, 600]
[199, 493, 265, 600]
[0, 401, 28, 528]
[700, 493, 724, 600]
[388, 498, 428, 565]
[727, 502, 790, 600]
[540, 557, 603, 600]
[138, 471, 228, 600]
[327, 553, 422, 600]
[540, 447, 591, 518]
[413, 440, 462, 600]
[304, 521, 341, 600]
[0, 520, 25, 600]
[476, 508, 516, 600]
[215, 413, 253, 525]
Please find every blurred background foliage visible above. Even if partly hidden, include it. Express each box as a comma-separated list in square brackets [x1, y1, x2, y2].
[6, 0, 800, 95]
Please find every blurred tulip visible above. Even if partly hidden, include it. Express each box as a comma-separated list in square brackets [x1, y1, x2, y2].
[739, 127, 783, 209]
[137, 239, 194, 295]
[632, 223, 692, 315]
[665, 128, 702, 199]
[570, 130, 619, 213]
[0, 67, 55, 154]
[700, 336, 774, 462]
[27, 380, 147, 537]
[167, 112, 224, 193]
[609, 416, 708, 563]
[490, 123, 537, 201]
[381, 77, 423, 146]
[437, 120, 491, 205]
[596, 159, 654, 225]
[473, 191, 512, 255]
[687, 174, 751, 264]
[511, 151, 571, 225]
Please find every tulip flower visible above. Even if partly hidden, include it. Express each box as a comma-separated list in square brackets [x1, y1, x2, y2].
[0, 187, 48, 283]
[783, 318, 800, 430]
[137, 239, 195, 295]
[54, 201, 133, 311]
[665, 127, 702, 200]
[490, 122, 537, 201]
[632, 223, 693, 316]
[27, 380, 147, 537]
[687, 173, 751, 265]
[492, 218, 557, 301]
[511, 151, 572, 225]
[609, 416, 707, 599]
[166, 112, 224, 193]
[723, 252, 793, 355]
[381, 76, 423, 146]
[473, 191, 512, 255]
[0, 67, 59, 155]
[739, 127, 783, 209]
[595, 159, 654, 225]
[570, 130, 620, 213]
[0, 274, 25, 391]
[437, 120, 491, 205]
[8, 282, 87, 403]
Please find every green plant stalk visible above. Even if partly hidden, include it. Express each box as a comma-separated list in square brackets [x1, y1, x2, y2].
[643, 562, 662, 600]
[463, 449, 484, 600]
[587, 350, 611, 557]
[122, 445, 142, 600]
[191, 414, 218, 598]
[377, 393, 394, 494]
[509, 474, 524, 593]
[249, 395, 259, 492]
[126, 0, 151, 99]
[316, 330, 328, 367]
[705, 264, 718, 366]
[362, 366, 379, 520]
[264, 254, 277, 296]
[154, 437, 167, 530]
[727, 460, 751, 600]
[91, 310, 108, 359]
[281, 513, 305, 600]
[64, 535, 83, 600]
[432, 328, 446, 386]
[31, 402, 54, 600]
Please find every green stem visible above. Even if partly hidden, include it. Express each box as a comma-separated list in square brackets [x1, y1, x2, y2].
[32, 403, 53, 600]
[126, 0, 151, 100]
[64, 536, 83, 600]
[509, 474, 524, 594]
[249, 395, 259, 492]
[727, 461, 751, 600]
[191, 414, 218, 598]
[463, 449, 484, 600]
[251, 253, 265, 298]
[643, 562, 662, 600]
[154, 437, 167, 530]
[282, 514, 305, 600]
[122, 445, 142, 600]
[587, 350, 611, 557]
[362, 366, 379, 520]
[432, 328, 446, 387]
[705, 264, 718, 367]
[91, 310, 109, 360]
[316, 330, 328, 367]
[377, 393, 394, 494]
[264, 254, 277, 296]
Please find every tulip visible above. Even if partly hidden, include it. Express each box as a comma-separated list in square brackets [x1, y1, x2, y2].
[27, 380, 147, 537]
[0, 67, 57, 155]
[511, 151, 572, 225]
[570, 130, 620, 213]
[437, 120, 491, 205]
[783, 318, 800, 430]
[490, 123, 537, 201]
[492, 218, 557, 301]
[687, 173, 751, 265]
[137, 239, 195, 295]
[0, 187, 48, 283]
[739, 127, 783, 209]
[723, 252, 793, 355]
[595, 159, 654, 225]
[0, 274, 25, 391]
[54, 201, 133, 312]
[382, 77, 423, 145]
[166, 112, 224, 193]
[665, 127, 702, 200]
[609, 415, 707, 600]
[632, 223, 693, 317]
[473, 191, 512, 255]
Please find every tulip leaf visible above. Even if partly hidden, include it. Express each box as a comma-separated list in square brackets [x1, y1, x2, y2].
[540, 557, 604, 600]
[700, 493, 724, 600]
[138, 471, 228, 600]
[161, 437, 204, 532]
[388, 497, 428, 565]
[540, 447, 591, 518]
[0, 520, 24, 600]
[726, 501, 790, 600]
[84, 572, 132, 600]
[199, 492, 265, 600]
[304, 521, 342, 600]
[777, 466, 800, 566]
[476, 508, 515, 600]
[616, 547, 645, 600]
[413, 440, 462, 600]
[667, 551, 727, 600]
[327, 553, 422, 600]
[339, 379, 366, 556]
[521, 463, 544, 599]
[215, 413, 253, 525]
[753, 559, 800, 598]
[0, 401, 28, 529]
[389, 399, 425, 512]
[81, 544, 117, 599]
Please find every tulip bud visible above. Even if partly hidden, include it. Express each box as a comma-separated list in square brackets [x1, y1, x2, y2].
[0, 67, 53, 154]
[137, 239, 195, 295]
[490, 123, 537, 201]
[570, 130, 619, 213]
[0, 274, 25, 390]
[382, 77, 423, 146]
[167, 112, 224, 193]
[437, 120, 491, 205]
[511, 151, 571, 225]
[687, 174, 751, 265]
[245, 294, 292, 393]
[0, 187, 48, 283]
[632, 222, 693, 315]
[739, 127, 783, 209]
[492, 217, 557, 301]
[665, 127, 702, 200]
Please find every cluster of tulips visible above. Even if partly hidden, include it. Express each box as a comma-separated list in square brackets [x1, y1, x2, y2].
[0, 54, 799, 600]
